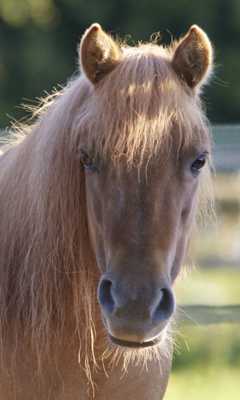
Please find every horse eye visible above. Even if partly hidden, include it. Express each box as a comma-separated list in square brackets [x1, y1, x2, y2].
[80, 150, 98, 172]
[191, 153, 207, 176]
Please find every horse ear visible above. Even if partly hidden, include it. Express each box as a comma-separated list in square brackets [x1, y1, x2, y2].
[79, 23, 122, 84]
[172, 25, 213, 89]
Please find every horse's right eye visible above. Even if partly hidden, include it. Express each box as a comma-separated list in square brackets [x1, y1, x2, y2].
[80, 150, 98, 172]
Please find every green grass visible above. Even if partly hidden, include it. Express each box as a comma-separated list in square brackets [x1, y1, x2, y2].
[166, 367, 240, 400]
[173, 325, 240, 370]
[164, 268, 240, 400]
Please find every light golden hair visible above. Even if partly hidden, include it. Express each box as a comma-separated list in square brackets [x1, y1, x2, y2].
[0, 37, 213, 391]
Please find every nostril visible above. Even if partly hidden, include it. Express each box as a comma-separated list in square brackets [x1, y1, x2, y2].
[98, 278, 115, 315]
[151, 287, 175, 323]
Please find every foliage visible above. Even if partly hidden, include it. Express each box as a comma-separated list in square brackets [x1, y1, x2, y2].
[0, 0, 240, 126]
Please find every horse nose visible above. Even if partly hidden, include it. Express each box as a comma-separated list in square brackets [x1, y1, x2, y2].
[98, 277, 116, 314]
[150, 287, 175, 323]
[98, 275, 175, 323]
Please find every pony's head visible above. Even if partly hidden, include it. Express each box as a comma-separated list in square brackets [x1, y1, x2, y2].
[76, 24, 213, 349]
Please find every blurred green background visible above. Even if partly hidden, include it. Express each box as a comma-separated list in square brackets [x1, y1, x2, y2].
[0, 1, 240, 399]
[165, 268, 240, 400]
[1, 0, 240, 126]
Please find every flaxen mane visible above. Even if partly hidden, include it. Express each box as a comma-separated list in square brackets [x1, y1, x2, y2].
[0, 35, 213, 391]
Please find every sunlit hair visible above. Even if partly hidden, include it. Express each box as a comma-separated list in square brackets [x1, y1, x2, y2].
[75, 44, 210, 163]
[0, 40, 213, 393]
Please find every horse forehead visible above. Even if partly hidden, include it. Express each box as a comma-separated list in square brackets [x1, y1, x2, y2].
[108, 163, 170, 204]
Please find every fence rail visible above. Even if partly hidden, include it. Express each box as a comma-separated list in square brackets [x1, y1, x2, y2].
[181, 305, 240, 325]
[212, 125, 240, 172]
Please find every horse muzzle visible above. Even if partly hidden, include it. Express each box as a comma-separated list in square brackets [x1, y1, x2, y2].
[97, 273, 175, 347]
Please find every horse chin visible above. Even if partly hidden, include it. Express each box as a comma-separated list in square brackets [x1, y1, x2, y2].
[109, 334, 162, 349]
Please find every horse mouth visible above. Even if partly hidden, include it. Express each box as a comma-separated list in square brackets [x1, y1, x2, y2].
[109, 334, 161, 349]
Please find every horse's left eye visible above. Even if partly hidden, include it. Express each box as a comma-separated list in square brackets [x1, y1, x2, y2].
[80, 150, 98, 172]
[191, 153, 207, 176]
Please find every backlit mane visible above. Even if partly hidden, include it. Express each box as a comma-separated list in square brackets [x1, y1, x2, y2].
[74, 44, 210, 166]
[0, 31, 213, 397]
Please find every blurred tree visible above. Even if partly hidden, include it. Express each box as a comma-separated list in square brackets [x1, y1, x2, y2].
[0, 0, 239, 127]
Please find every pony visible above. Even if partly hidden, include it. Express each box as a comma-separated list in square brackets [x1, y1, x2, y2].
[0, 23, 213, 399]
